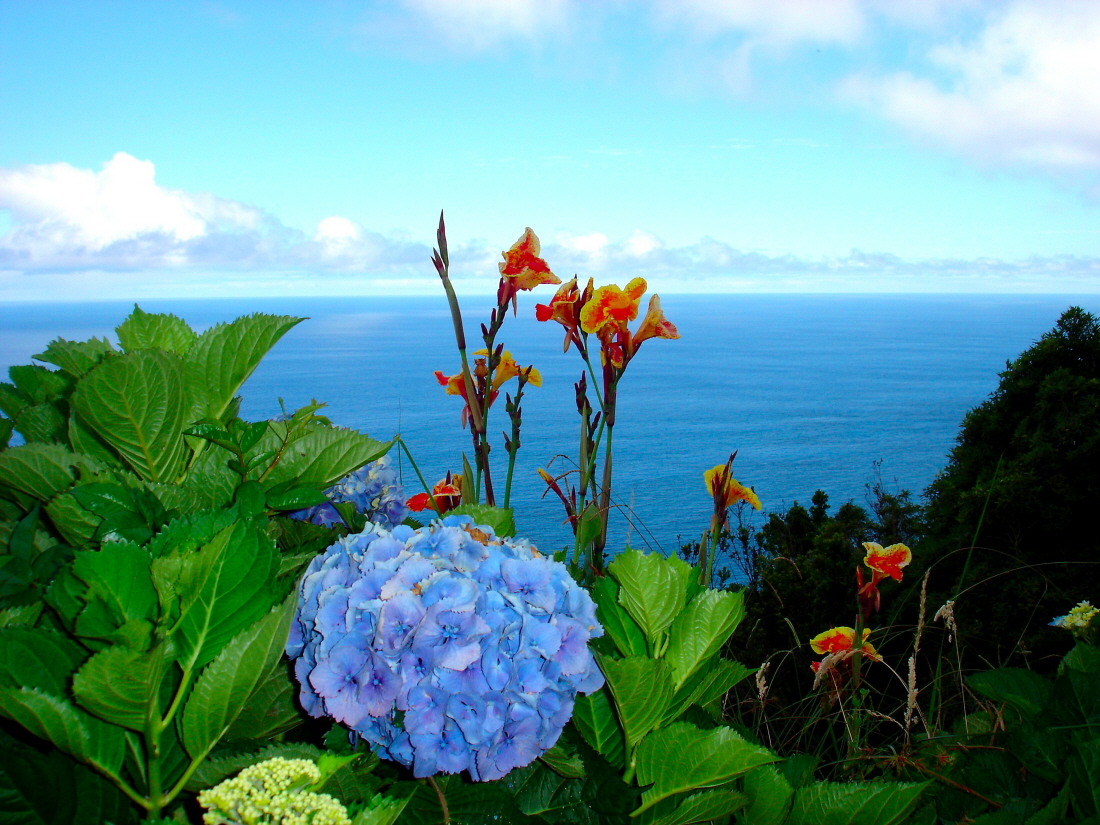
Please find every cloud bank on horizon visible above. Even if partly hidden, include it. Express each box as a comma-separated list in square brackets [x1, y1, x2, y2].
[2, 0, 1099, 299]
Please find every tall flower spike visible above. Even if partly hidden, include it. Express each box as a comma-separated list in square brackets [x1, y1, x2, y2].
[474, 349, 543, 393]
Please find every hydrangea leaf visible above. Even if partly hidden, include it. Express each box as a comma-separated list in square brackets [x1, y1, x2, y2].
[0, 732, 133, 825]
[34, 336, 116, 378]
[666, 589, 745, 690]
[571, 689, 624, 767]
[591, 576, 646, 658]
[633, 723, 780, 815]
[185, 743, 326, 792]
[639, 789, 747, 825]
[784, 781, 929, 825]
[181, 593, 296, 759]
[0, 442, 83, 501]
[0, 686, 126, 776]
[967, 668, 1051, 720]
[222, 661, 304, 743]
[46, 491, 102, 548]
[257, 421, 393, 488]
[740, 765, 794, 825]
[0, 381, 29, 420]
[116, 306, 197, 355]
[184, 314, 303, 421]
[506, 761, 596, 824]
[67, 409, 123, 468]
[71, 350, 190, 483]
[72, 540, 158, 634]
[72, 643, 171, 732]
[538, 744, 585, 779]
[0, 602, 44, 629]
[0, 628, 87, 694]
[14, 402, 67, 444]
[350, 788, 416, 825]
[179, 442, 239, 511]
[8, 365, 74, 405]
[173, 520, 280, 670]
[0, 417, 12, 450]
[600, 655, 673, 749]
[608, 549, 692, 642]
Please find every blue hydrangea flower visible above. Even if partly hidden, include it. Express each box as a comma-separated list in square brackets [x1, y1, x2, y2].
[290, 454, 409, 530]
[288, 515, 604, 781]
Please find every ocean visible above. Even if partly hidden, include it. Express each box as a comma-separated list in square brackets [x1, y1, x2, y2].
[2, 294, 1095, 558]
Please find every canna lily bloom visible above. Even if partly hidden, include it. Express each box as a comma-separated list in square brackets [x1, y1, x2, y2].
[579, 277, 648, 334]
[704, 464, 762, 511]
[862, 542, 912, 582]
[499, 228, 561, 293]
[535, 277, 594, 353]
[474, 349, 542, 393]
[406, 473, 463, 514]
[632, 294, 679, 349]
[809, 626, 880, 661]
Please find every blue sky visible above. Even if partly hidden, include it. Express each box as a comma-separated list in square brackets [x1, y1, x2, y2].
[2, 0, 1099, 299]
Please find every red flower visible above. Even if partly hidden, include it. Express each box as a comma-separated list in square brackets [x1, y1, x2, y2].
[407, 473, 463, 514]
[498, 228, 560, 313]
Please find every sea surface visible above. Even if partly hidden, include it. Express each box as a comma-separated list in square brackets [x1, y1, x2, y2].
[2, 294, 1095, 561]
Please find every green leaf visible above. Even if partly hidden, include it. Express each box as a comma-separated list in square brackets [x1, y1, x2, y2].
[0, 601, 43, 628]
[644, 789, 747, 825]
[71, 350, 190, 483]
[539, 744, 585, 778]
[0, 382, 29, 420]
[70, 482, 167, 544]
[609, 549, 692, 642]
[592, 575, 646, 658]
[116, 306, 197, 354]
[71, 643, 170, 731]
[0, 417, 12, 449]
[318, 754, 383, 806]
[234, 480, 267, 517]
[350, 789, 415, 825]
[67, 410, 123, 468]
[9, 365, 73, 404]
[0, 443, 82, 500]
[259, 421, 393, 488]
[222, 662, 303, 743]
[600, 656, 674, 749]
[738, 765, 794, 825]
[688, 658, 754, 716]
[666, 589, 744, 690]
[265, 485, 327, 511]
[181, 594, 295, 758]
[184, 313, 303, 421]
[0, 628, 87, 694]
[0, 686, 126, 775]
[447, 503, 517, 537]
[571, 689, 624, 767]
[174, 520, 280, 670]
[785, 781, 929, 825]
[968, 669, 1051, 719]
[14, 402, 67, 443]
[72, 540, 158, 635]
[34, 336, 115, 378]
[633, 723, 780, 815]
[45, 491, 102, 547]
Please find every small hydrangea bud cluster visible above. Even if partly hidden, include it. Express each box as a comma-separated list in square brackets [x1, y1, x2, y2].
[197, 757, 350, 825]
[287, 515, 605, 781]
[1051, 600, 1098, 640]
[291, 455, 408, 530]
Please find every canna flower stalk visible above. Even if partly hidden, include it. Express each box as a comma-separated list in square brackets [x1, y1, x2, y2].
[700, 453, 761, 585]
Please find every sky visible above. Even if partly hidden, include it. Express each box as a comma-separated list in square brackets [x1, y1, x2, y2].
[1, 0, 1100, 300]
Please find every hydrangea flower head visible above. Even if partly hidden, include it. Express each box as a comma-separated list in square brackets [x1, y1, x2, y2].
[1051, 600, 1098, 640]
[197, 757, 350, 825]
[290, 455, 408, 530]
[288, 515, 604, 782]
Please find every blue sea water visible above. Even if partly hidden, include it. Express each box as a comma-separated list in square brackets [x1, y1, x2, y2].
[2, 294, 1095, 558]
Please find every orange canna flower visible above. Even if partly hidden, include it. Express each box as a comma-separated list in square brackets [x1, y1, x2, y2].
[499, 228, 561, 291]
[862, 542, 912, 582]
[535, 277, 579, 325]
[407, 473, 463, 514]
[579, 277, 648, 334]
[704, 464, 762, 511]
[474, 349, 542, 393]
[435, 369, 467, 398]
[809, 626, 880, 660]
[632, 295, 680, 348]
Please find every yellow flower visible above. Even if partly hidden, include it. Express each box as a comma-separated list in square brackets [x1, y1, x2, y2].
[704, 464, 762, 510]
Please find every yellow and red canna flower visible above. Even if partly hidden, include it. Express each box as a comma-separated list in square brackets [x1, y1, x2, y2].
[862, 542, 912, 582]
[498, 228, 560, 291]
[407, 473, 463, 514]
[579, 277, 648, 334]
[632, 295, 680, 348]
[435, 369, 467, 399]
[704, 465, 763, 511]
[535, 277, 579, 325]
[473, 349, 542, 393]
[809, 626, 880, 660]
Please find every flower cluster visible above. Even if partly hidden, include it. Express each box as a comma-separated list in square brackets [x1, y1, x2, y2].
[1051, 600, 1098, 641]
[197, 757, 350, 825]
[290, 455, 408, 530]
[857, 541, 912, 619]
[287, 515, 605, 781]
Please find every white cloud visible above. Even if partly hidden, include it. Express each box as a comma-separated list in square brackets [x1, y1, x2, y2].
[651, 0, 865, 47]
[844, 1, 1100, 172]
[0, 153, 428, 275]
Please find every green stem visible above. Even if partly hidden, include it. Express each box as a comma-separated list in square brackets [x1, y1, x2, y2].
[398, 437, 443, 514]
[594, 424, 614, 573]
